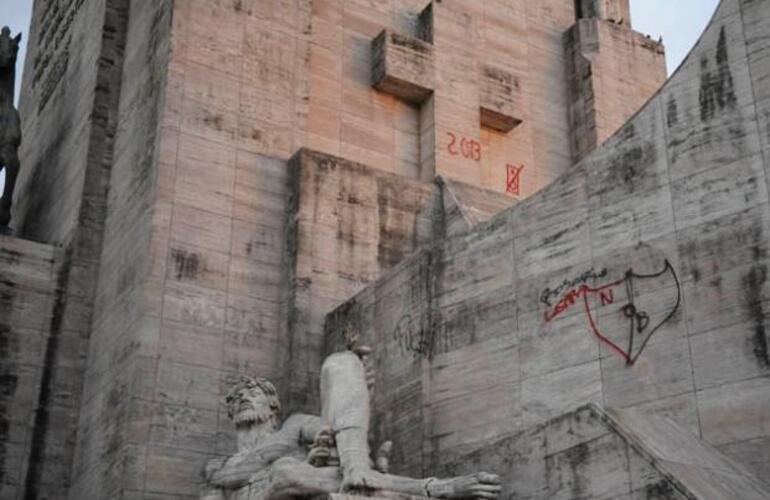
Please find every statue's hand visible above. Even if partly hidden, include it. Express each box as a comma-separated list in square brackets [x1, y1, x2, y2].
[353, 345, 376, 395]
[426, 472, 502, 500]
[203, 457, 227, 482]
[308, 425, 338, 467]
[375, 441, 393, 473]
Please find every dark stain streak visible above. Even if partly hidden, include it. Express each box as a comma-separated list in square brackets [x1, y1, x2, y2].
[666, 97, 678, 128]
[24, 247, 72, 499]
[565, 442, 589, 498]
[699, 26, 737, 122]
[543, 228, 569, 246]
[645, 480, 675, 499]
[172, 248, 200, 280]
[741, 265, 769, 368]
[203, 112, 224, 131]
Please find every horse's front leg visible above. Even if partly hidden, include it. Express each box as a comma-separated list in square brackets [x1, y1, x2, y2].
[0, 148, 20, 228]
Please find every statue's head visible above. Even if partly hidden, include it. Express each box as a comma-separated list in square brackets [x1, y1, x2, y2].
[0, 27, 21, 69]
[225, 376, 282, 430]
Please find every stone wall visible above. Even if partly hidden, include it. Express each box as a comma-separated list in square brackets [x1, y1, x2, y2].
[283, 149, 439, 413]
[326, 0, 770, 482]
[11, 0, 132, 497]
[566, 17, 666, 162]
[0, 236, 59, 500]
[67, 1, 173, 498]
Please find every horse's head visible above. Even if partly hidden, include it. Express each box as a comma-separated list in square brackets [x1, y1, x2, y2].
[0, 27, 22, 70]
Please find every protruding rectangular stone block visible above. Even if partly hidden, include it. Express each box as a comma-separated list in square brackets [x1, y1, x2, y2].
[479, 65, 523, 133]
[372, 30, 435, 104]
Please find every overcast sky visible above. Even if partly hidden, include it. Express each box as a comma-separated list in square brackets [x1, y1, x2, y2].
[0, 0, 721, 190]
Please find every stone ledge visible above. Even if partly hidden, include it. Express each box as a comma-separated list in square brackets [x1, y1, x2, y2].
[372, 30, 435, 104]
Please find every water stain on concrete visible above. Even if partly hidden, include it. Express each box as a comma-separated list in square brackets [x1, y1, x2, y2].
[172, 248, 201, 280]
[699, 26, 737, 122]
[741, 264, 770, 368]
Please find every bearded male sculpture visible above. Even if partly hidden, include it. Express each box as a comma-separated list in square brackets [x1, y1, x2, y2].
[201, 350, 501, 500]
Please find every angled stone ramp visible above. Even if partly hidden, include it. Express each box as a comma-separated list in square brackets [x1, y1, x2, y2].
[438, 404, 770, 500]
[436, 176, 518, 237]
[604, 406, 770, 499]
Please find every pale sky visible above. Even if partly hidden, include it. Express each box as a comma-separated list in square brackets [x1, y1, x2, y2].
[0, 0, 721, 190]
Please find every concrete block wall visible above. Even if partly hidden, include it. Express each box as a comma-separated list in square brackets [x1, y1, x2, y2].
[566, 17, 667, 162]
[70, 1, 313, 497]
[10, 0, 131, 497]
[0, 236, 59, 500]
[307, 0, 590, 198]
[7, 0, 674, 497]
[67, 1, 173, 498]
[283, 149, 439, 413]
[326, 0, 770, 482]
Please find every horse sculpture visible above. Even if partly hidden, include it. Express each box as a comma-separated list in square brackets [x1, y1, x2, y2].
[0, 26, 22, 232]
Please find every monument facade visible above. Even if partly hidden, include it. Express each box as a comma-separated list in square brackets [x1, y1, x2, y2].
[2, 0, 769, 499]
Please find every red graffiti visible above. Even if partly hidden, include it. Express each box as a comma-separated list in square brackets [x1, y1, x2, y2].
[543, 279, 623, 323]
[542, 260, 681, 365]
[506, 164, 525, 196]
[543, 278, 629, 362]
[447, 132, 481, 161]
[600, 289, 614, 306]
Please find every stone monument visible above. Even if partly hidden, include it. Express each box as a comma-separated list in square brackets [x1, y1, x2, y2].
[0, 26, 21, 232]
[201, 349, 501, 500]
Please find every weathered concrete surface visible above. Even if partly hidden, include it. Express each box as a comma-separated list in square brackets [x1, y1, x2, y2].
[566, 17, 667, 162]
[283, 149, 438, 414]
[327, 0, 770, 484]
[372, 29, 435, 104]
[0, 236, 59, 500]
[438, 404, 770, 500]
[438, 177, 518, 237]
[7, 0, 673, 498]
[10, 0, 133, 497]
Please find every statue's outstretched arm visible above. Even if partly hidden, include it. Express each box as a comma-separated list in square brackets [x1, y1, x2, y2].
[208, 452, 270, 490]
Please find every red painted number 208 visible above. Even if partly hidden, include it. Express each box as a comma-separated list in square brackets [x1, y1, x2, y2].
[447, 132, 482, 162]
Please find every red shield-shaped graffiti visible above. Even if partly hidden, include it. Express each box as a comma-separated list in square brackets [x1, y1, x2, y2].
[544, 260, 681, 365]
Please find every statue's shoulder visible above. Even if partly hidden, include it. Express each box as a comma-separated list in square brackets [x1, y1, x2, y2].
[282, 413, 321, 429]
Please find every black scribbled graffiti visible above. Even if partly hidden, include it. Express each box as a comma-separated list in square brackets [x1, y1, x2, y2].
[618, 260, 682, 365]
[544, 260, 681, 365]
[392, 312, 435, 360]
[541, 267, 608, 307]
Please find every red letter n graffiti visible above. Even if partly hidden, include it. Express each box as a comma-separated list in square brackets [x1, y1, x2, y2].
[600, 289, 614, 306]
[506, 164, 525, 196]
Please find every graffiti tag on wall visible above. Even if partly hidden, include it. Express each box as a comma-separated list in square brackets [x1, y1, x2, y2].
[541, 267, 608, 307]
[506, 164, 525, 196]
[446, 132, 482, 161]
[543, 260, 681, 365]
[392, 312, 435, 360]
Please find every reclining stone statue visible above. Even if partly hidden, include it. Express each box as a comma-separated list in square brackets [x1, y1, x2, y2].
[0, 26, 22, 232]
[201, 350, 501, 500]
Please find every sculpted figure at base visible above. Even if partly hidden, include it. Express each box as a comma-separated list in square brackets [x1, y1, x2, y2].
[0, 27, 22, 231]
[202, 351, 501, 500]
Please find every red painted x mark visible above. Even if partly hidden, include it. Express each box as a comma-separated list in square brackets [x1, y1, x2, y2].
[506, 164, 525, 196]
